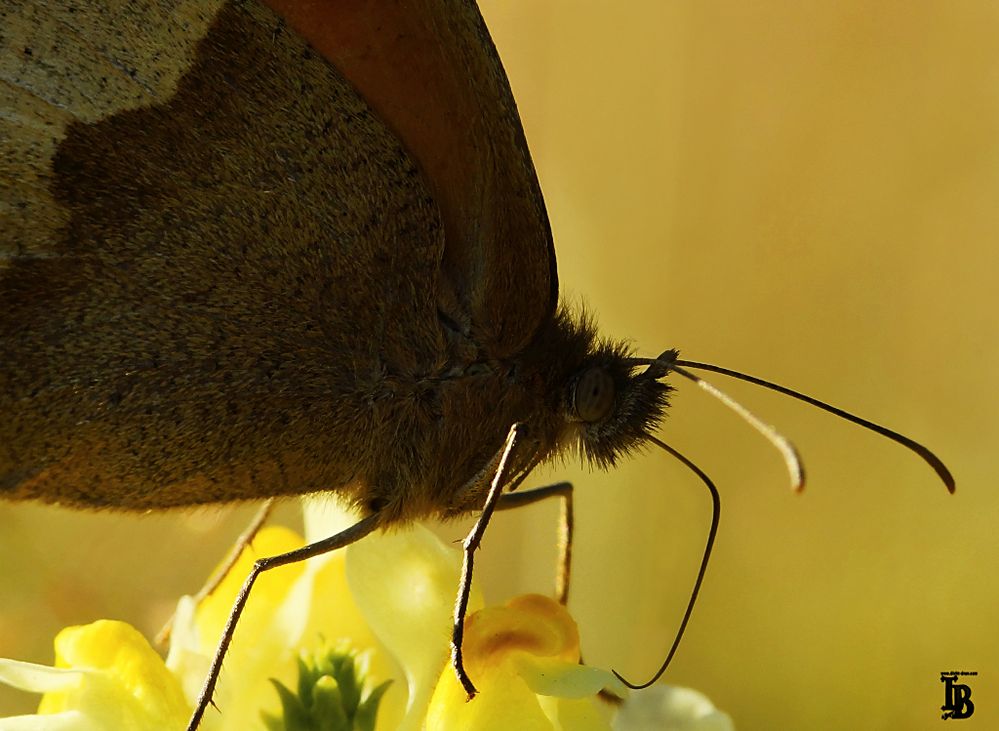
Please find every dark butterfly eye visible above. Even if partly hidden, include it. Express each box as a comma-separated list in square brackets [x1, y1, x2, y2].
[573, 366, 616, 422]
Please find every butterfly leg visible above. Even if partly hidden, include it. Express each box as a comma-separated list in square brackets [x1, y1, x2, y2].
[156, 498, 275, 646]
[451, 423, 526, 699]
[494, 482, 624, 705]
[185, 512, 381, 731]
[495, 481, 574, 605]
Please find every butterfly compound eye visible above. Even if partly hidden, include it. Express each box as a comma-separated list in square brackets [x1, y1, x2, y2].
[573, 367, 616, 422]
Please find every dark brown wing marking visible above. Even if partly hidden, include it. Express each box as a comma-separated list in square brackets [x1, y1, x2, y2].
[0, 0, 447, 508]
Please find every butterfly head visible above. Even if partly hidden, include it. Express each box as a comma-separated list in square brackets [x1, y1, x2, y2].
[561, 345, 675, 469]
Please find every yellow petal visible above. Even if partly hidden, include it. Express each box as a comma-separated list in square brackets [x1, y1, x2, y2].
[0, 660, 81, 695]
[172, 522, 395, 730]
[541, 696, 613, 731]
[426, 663, 554, 731]
[347, 522, 482, 731]
[38, 620, 189, 729]
[463, 595, 579, 677]
[194, 525, 305, 651]
[512, 655, 619, 700]
[427, 595, 616, 731]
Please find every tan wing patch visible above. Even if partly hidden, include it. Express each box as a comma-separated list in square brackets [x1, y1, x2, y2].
[0, 0, 224, 261]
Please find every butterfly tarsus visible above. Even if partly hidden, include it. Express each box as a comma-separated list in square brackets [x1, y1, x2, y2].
[452, 422, 527, 699]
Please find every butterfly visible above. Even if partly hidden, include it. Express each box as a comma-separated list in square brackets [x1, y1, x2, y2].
[0, 1, 953, 727]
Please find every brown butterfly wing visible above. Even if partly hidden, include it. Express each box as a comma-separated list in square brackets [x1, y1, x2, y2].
[0, 0, 508, 510]
[1, 0, 557, 513]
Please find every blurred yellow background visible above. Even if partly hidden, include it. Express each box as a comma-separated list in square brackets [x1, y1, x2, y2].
[1, 1, 997, 728]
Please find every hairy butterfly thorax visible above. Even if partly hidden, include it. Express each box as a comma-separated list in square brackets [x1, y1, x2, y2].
[368, 305, 670, 523]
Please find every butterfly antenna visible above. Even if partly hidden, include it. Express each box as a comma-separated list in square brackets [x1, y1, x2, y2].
[631, 349, 805, 491]
[670, 356, 955, 493]
[674, 363, 805, 492]
[613, 435, 719, 690]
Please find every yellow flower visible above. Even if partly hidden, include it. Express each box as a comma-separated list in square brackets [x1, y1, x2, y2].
[162, 499, 477, 730]
[0, 500, 474, 731]
[426, 594, 620, 731]
[0, 620, 189, 730]
[165, 518, 405, 730]
[0, 499, 732, 730]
